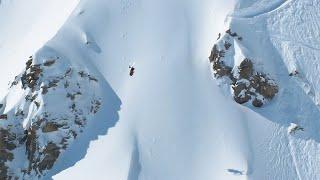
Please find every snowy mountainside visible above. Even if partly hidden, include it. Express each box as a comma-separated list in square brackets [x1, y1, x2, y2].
[213, 0, 320, 179]
[0, 46, 106, 179]
[0, 0, 320, 179]
[0, 0, 79, 97]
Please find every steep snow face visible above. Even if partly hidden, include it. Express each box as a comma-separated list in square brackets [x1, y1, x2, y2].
[50, 0, 318, 179]
[1, 0, 320, 179]
[0, 0, 79, 98]
[267, 0, 320, 106]
[224, 0, 320, 179]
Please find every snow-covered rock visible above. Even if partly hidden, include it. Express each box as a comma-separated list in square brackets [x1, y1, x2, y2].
[209, 30, 279, 107]
[0, 47, 102, 179]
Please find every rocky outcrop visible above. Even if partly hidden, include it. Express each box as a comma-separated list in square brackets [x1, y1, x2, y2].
[0, 48, 102, 179]
[0, 129, 17, 179]
[209, 30, 278, 107]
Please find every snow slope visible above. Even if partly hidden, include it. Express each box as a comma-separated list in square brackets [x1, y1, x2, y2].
[1, 0, 320, 179]
[0, 0, 79, 97]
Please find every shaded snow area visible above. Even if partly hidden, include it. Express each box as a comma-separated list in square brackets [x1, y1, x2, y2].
[0, 0, 320, 179]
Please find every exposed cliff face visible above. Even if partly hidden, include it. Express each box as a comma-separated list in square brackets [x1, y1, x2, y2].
[0, 47, 102, 179]
[209, 30, 278, 107]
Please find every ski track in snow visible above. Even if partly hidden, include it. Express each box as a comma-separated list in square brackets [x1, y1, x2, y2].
[287, 134, 302, 180]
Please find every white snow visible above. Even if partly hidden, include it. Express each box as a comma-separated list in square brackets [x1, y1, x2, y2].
[1, 0, 320, 179]
[0, 0, 79, 98]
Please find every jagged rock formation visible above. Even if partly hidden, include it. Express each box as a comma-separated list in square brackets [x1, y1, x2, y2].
[0, 47, 102, 179]
[209, 30, 278, 107]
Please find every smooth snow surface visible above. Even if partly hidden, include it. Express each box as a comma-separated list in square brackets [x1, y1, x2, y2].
[0, 0, 79, 97]
[1, 0, 320, 179]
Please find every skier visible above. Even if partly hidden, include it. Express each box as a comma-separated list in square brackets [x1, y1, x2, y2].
[289, 70, 299, 76]
[227, 169, 244, 175]
[288, 123, 304, 134]
[129, 66, 135, 76]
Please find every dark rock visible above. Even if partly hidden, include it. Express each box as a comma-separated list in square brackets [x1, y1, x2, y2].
[209, 45, 225, 63]
[34, 101, 41, 109]
[224, 41, 232, 50]
[212, 61, 233, 78]
[64, 81, 70, 88]
[25, 94, 38, 102]
[21, 72, 28, 89]
[48, 79, 59, 88]
[37, 142, 60, 173]
[43, 60, 56, 67]
[75, 119, 84, 126]
[239, 59, 253, 79]
[209, 34, 279, 108]
[89, 75, 98, 82]
[0, 129, 17, 151]
[26, 58, 33, 70]
[42, 123, 60, 133]
[71, 103, 76, 111]
[251, 74, 278, 99]
[64, 68, 72, 77]
[289, 70, 299, 76]
[0, 114, 8, 120]
[22, 64, 43, 90]
[91, 99, 102, 114]
[226, 29, 238, 37]
[67, 92, 82, 101]
[0, 129, 17, 179]
[15, 109, 24, 117]
[66, 93, 76, 100]
[26, 127, 37, 165]
[41, 85, 49, 94]
[10, 76, 19, 87]
[252, 98, 263, 107]
[232, 82, 251, 104]
[217, 33, 221, 40]
[78, 71, 87, 77]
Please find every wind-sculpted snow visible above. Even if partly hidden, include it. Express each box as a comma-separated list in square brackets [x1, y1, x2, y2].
[226, 0, 320, 179]
[267, 0, 320, 107]
[0, 47, 104, 179]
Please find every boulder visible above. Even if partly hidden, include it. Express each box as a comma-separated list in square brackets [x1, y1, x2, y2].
[239, 59, 253, 79]
[252, 98, 263, 107]
[43, 60, 56, 67]
[42, 122, 60, 133]
[232, 82, 251, 104]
